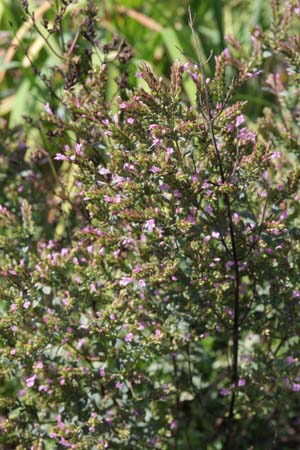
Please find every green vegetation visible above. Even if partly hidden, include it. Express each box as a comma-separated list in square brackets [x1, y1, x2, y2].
[0, 1, 300, 449]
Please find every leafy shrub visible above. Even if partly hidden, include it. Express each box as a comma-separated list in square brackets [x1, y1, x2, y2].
[1, 1, 300, 449]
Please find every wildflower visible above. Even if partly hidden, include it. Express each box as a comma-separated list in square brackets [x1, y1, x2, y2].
[119, 277, 134, 286]
[26, 375, 36, 388]
[54, 153, 68, 161]
[220, 388, 230, 396]
[124, 332, 134, 342]
[235, 114, 244, 127]
[138, 279, 146, 288]
[145, 219, 155, 232]
[44, 103, 53, 115]
[149, 166, 162, 173]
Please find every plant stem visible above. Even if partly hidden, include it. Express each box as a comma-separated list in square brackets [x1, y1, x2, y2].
[188, 8, 241, 445]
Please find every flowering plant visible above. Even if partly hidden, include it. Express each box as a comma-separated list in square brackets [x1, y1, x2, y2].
[1, 1, 300, 449]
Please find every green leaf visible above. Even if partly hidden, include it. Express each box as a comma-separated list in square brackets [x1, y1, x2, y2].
[9, 78, 31, 127]
[212, 0, 224, 50]
[0, 60, 21, 70]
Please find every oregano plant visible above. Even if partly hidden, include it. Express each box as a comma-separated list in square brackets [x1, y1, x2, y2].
[1, 1, 300, 449]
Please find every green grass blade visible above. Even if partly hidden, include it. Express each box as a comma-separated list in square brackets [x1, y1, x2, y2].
[161, 27, 196, 104]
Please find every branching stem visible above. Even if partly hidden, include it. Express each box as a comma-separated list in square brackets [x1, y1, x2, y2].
[188, 8, 241, 445]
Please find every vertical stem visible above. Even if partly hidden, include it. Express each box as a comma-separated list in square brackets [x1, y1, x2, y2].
[172, 353, 180, 450]
[188, 8, 241, 443]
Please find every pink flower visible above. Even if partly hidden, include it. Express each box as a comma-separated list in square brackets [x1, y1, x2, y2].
[98, 167, 111, 175]
[119, 277, 134, 286]
[74, 142, 82, 155]
[220, 388, 230, 396]
[293, 383, 300, 392]
[54, 153, 68, 161]
[160, 183, 171, 191]
[138, 279, 146, 288]
[145, 219, 155, 232]
[170, 420, 178, 430]
[26, 375, 36, 388]
[9, 303, 17, 313]
[238, 378, 246, 387]
[247, 70, 262, 79]
[223, 48, 231, 59]
[165, 147, 174, 162]
[280, 210, 288, 221]
[23, 301, 31, 309]
[271, 151, 281, 160]
[235, 114, 245, 127]
[125, 332, 134, 342]
[285, 356, 295, 365]
[77, 338, 85, 350]
[149, 166, 162, 173]
[44, 103, 53, 115]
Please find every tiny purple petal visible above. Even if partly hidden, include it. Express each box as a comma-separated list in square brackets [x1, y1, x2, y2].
[54, 153, 68, 161]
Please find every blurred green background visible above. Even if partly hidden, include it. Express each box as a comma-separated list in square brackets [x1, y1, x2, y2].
[0, 0, 271, 126]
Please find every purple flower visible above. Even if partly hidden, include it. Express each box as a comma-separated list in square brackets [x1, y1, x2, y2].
[293, 383, 300, 392]
[220, 388, 230, 396]
[160, 183, 171, 191]
[238, 378, 246, 387]
[205, 204, 213, 215]
[247, 70, 263, 79]
[165, 147, 174, 162]
[149, 166, 162, 173]
[124, 332, 134, 342]
[10, 303, 17, 313]
[170, 420, 178, 430]
[26, 375, 36, 388]
[145, 219, 155, 232]
[119, 277, 134, 286]
[223, 48, 231, 59]
[236, 114, 244, 127]
[271, 151, 281, 160]
[74, 142, 83, 156]
[285, 356, 295, 365]
[187, 214, 196, 224]
[54, 153, 68, 161]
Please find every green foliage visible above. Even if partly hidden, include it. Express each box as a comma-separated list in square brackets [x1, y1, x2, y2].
[0, 1, 300, 449]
